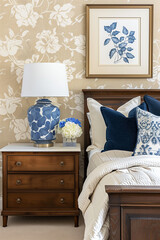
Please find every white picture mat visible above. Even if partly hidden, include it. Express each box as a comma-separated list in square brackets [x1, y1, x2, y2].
[89, 8, 149, 75]
[99, 18, 140, 66]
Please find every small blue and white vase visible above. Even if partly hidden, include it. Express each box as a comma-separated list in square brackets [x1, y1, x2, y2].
[27, 99, 60, 147]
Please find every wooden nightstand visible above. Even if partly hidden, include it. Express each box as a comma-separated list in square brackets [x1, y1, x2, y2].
[1, 143, 81, 227]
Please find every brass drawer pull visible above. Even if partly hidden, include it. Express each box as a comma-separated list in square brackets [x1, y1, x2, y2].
[16, 179, 22, 185]
[60, 198, 65, 204]
[60, 179, 64, 184]
[16, 198, 21, 204]
[16, 161, 22, 167]
[60, 161, 64, 166]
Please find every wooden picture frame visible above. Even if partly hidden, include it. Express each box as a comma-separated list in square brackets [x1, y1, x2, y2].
[86, 4, 153, 78]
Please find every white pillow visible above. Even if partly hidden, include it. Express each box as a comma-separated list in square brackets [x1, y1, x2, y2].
[87, 98, 106, 150]
[117, 96, 141, 117]
[86, 96, 141, 151]
[87, 112, 92, 142]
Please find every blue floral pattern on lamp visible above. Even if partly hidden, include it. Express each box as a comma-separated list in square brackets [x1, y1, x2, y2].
[133, 108, 160, 156]
[28, 99, 60, 145]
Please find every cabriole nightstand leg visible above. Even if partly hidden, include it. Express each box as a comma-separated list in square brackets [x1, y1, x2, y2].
[3, 216, 8, 227]
[74, 216, 79, 227]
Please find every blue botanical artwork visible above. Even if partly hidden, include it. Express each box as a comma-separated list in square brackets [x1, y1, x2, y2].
[103, 22, 136, 64]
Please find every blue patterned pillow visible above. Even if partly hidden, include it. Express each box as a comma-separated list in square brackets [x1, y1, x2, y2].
[128, 102, 147, 118]
[133, 108, 160, 156]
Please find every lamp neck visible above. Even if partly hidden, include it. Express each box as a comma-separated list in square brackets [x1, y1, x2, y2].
[36, 98, 52, 105]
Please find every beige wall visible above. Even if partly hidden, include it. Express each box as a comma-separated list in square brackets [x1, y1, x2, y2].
[0, 0, 160, 194]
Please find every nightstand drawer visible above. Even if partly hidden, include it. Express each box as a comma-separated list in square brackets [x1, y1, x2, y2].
[7, 155, 74, 172]
[8, 174, 74, 190]
[8, 192, 74, 208]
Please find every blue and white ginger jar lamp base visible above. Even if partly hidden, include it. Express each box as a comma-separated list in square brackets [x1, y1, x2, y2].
[28, 99, 60, 147]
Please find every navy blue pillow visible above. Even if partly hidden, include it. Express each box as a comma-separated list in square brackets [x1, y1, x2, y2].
[100, 106, 137, 152]
[144, 95, 160, 116]
[128, 102, 147, 118]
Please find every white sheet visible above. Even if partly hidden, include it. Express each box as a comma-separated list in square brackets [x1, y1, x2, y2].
[87, 148, 101, 176]
[79, 151, 160, 240]
[87, 149, 132, 175]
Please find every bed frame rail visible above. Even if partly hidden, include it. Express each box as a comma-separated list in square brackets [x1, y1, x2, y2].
[106, 185, 160, 240]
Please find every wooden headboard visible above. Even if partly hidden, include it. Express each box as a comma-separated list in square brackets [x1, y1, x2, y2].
[82, 89, 160, 178]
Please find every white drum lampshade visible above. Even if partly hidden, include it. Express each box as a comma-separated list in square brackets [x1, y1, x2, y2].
[21, 63, 69, 147]
[21, 63, 69, 97]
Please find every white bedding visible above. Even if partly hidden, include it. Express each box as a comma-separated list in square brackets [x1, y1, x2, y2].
[78, 151, 160, 240]
[87, 149, 132, 175]
[87, 148, 101, 175]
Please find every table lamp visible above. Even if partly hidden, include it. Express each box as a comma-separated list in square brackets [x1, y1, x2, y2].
[21, 63, 69, 147]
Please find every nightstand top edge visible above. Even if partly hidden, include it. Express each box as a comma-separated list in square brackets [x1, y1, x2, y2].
[0, 143, 81, 152]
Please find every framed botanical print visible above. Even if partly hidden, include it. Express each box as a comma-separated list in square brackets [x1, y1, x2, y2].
[86, 4, 153, 78]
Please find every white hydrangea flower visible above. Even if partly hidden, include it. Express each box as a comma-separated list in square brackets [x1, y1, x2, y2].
[61, 122, 82, 139]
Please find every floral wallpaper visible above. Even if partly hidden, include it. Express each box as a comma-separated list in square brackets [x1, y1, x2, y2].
[0, 0, 160, 196]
